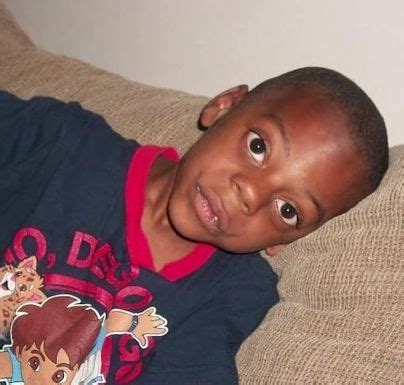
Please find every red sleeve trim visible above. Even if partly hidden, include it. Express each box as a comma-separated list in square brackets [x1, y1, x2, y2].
[125, 145, 216, 282]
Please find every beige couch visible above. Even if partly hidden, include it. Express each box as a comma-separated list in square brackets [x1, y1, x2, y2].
[1, 3, 402, 383]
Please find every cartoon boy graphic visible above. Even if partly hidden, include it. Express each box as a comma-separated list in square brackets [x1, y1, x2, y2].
[0, 295, 168, 384]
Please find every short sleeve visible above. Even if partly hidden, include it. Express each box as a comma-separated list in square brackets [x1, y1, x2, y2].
[222, 252, 279, 342]
[0, 90, 72, 166]
[0, 91, 116, 245]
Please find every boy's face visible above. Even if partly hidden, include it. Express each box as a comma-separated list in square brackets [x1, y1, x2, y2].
[18, 343, 78, 384]
[168, 85, 367, 253]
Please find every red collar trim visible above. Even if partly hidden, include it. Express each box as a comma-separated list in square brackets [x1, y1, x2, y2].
[125, 145, 217, 282]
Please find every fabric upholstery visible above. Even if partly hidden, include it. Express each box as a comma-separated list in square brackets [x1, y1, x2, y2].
[237, 145, 403, 383]
[1, 2, 403, 382]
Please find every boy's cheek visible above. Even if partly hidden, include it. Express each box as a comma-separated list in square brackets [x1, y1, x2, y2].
[218, 220, 316, 254]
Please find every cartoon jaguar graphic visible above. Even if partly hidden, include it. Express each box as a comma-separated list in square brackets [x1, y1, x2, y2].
[0, 256, 46, 337]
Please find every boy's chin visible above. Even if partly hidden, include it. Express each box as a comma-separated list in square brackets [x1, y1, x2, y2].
[220, 244, 262, 254]
[201, 235, 263, 254]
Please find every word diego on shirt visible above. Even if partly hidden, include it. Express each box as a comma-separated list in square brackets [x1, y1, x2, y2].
[2, 227, 159, 383]
[3, 227, 150, 313]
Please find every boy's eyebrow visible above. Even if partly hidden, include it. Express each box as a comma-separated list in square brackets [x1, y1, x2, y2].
[306, 189, 326, 222]
[57, 363, 74, 370]
[264, 114, 291, 155]
[31, 349, 45, 361]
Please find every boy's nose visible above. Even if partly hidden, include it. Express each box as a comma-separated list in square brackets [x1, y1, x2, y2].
[232, 174, 269, 215]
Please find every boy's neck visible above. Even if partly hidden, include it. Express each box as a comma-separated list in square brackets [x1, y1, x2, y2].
[141, 155, 197, 271]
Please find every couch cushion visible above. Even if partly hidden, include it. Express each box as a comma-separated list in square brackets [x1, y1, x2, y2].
[237, 145, 404, 383]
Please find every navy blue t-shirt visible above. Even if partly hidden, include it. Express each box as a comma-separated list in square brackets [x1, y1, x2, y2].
[0, 91, 278, 384]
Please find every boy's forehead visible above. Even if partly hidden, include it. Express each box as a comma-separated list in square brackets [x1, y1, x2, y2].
[248, 84, 339, 118]
[242, 85, 349, 146]
[243, 85, 367, 215]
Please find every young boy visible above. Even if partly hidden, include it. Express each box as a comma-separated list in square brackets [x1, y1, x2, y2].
[0, 67, 388, 384]
[0, 294, 167, 384]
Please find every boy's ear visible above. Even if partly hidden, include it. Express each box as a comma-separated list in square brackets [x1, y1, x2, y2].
[199, 84, 249, 129]
[265, 244, 287, 257]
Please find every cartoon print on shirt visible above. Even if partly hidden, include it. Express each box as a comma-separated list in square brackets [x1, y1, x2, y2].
[2, 228, 167, 383]
[0, 294, 168, 385]
[0, 256, 47, 339]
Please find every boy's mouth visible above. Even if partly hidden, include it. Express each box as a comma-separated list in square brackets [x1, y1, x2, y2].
[195, 184, 226, 233]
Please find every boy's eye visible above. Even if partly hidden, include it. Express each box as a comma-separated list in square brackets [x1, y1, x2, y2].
[247, 131, 267, 165]
[28, 356, 40, 371]
[275, 199, 298, 227]
[52, 369, 68, 383]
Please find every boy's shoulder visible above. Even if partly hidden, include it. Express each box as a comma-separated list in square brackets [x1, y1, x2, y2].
[205, 249, 278, 301]
[214, 249, 277, 279]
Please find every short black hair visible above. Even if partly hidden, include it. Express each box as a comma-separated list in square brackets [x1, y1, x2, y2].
[248, 67, 389, 193]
